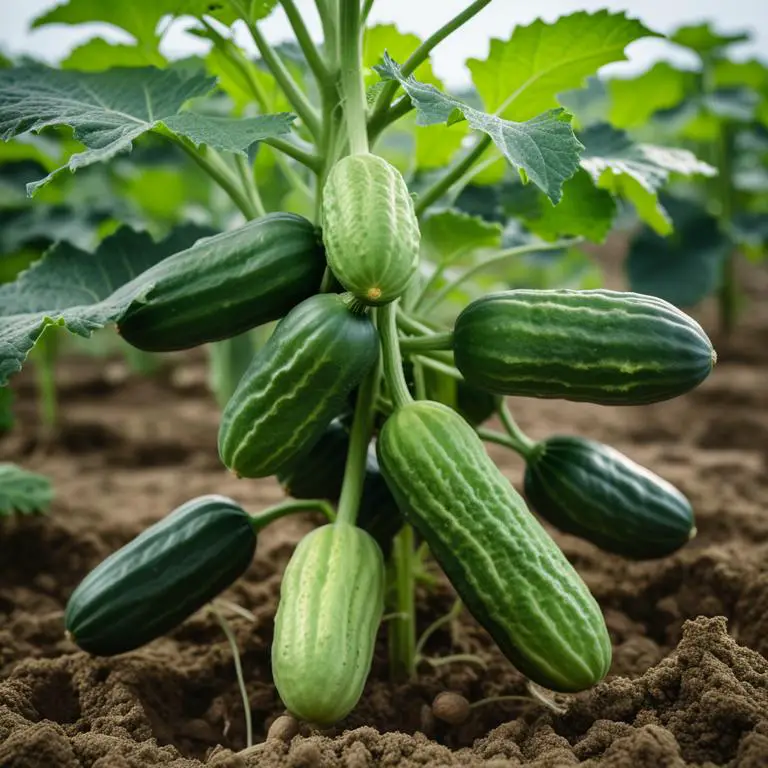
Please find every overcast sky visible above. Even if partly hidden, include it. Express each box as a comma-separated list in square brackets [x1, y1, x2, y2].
[1, 0, 766, 85]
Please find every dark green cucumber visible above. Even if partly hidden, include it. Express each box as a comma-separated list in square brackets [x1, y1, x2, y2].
[277, 419, 403, 554]
[218, 294, 379, 478]
[525, 436, 695, 559]
[453, 289, 716, 405]
[117, 213, 325, 351]
[65, 495, 256, 656]
[378, 401, 611, 692]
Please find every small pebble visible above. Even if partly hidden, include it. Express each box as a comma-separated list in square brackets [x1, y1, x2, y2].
[431, 691, 470, 726]
[267, 714, 300, 742]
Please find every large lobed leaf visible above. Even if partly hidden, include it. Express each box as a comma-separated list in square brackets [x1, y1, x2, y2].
[0, 464, 53, 516]
[467, 10, 658, 122]
[0, 66, 294, 194]
[0, 225, 213, 385]
[375, 54, 582, 204]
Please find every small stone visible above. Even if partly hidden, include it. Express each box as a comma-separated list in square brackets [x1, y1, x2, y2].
[431, 691, 470, 726]
[267, 714, 300, 742]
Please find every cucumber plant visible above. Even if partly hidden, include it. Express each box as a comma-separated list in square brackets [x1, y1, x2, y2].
[0, 0, 719, 732]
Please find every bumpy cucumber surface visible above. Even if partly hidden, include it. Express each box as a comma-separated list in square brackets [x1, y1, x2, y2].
[453, 289, 715, 405]
[218, 294, 379, 478]
[277, 419, 403, 554]
[65, 495, 256, 656]
[378, 401, 611, 692]
[525, 436, 695, 559]
[118, 213, 325, 351]
[322, 154, 420, 305]
[272, 523, 385, 724]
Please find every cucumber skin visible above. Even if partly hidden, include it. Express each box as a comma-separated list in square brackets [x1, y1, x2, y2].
[218, 294, 379, 479]
[118, 213, 325, 352]
[525, 436, 695, 559]
[277, 419, 403, 555]
[272, 523, 385, 725]
[322, 154, 420, 306]
[453, 289, 715, 405]
[64, 495, 256, 656]
[377, 401, 612, 692]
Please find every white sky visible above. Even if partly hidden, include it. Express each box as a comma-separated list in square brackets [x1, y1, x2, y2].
[0, 0, 766, 85]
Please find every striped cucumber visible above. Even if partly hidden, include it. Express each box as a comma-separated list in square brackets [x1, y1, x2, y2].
[525, 436, 695, 559]
[118, 213, 325, 351]
[377, 401, 611, 692]
[322, 154, 420, 305]
[65, 495, 256, 655]
[453, 289, 715, 405]
[272, 523, 385, 724]
[218, 294, 379, 478]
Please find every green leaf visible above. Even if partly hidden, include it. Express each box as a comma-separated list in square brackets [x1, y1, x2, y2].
[580, 123, 716, 234]
[608, 63, 695, 129]
[0, 463, 53, 516]
[466, 10, 657, 121]
[420, 209, 502, 266]
[528, 169, 617, 242]
[558, 77, 610, 129]
[0, 387, 13, 432]
[0, 66, 294, 193]
[714, 59, 768, 92]
[415, 123, 467, 170]
[670, 23, 750, 58]
[30, 0, 265, 45]
[627, 196, 731, 307]
[375, 54, 582, 204]
[363, 24, 441, 88]
[61, 39, 167, 71]
[0, 224, 213, 385]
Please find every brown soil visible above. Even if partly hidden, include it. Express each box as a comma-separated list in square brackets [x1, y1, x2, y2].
[2, 294, 768, 766]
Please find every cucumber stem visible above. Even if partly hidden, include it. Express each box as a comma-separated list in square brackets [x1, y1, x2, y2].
[249, 499, 336, 530]
[398, 331, 454, 353]
[716, 124, 737, 335]
[389, 524, 417, 680]
[210, 607, 253, 748]
[414, 598, 462, 663]
[336, 354, 381, 526]
[35, 328, 58, 434]
[498, 401, 537, 460]
[380, 302, 414, 409]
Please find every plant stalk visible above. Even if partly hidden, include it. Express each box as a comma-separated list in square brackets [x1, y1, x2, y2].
[336, 352, 381, 526]
[498, 401, 537, 460]
[339, 0, 369, 155]
[389, 524, 417, 680]
[280, 0, 332, 89]
[380, 303, 413, 409]
[398, 331, 453, 353]
[717, 124, 737, 335]
[249, 499, 336, 530]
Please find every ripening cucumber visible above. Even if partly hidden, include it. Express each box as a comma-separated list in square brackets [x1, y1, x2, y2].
[117, 213, 325, 351]
[271, 523, 385, 724]
[525, 436, 695, 559]
[377, 401, 612, 692]
[453, 289, 716, 405]
[64, 496, 257, 655]
[218, 294, 379, 478]
[322, 154, 420, 305]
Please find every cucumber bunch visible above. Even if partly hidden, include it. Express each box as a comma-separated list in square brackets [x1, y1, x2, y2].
[65, 148, 715, 726]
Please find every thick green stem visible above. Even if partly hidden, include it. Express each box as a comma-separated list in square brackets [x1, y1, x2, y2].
[316, 0, 339, 69]
[361, 0, 375, 24]
[231, 0, 322, 140]
[369, 0, 493, 123]
[498, 401, 537, 460]
[380, 303, 413, 409]
[336, 354, 381, 526]
[422, 238, 582, 313]
[368, 97, 413, 145]
[414, 354, 463, 381]
[389, 524, 417, 680]
[250, 499, 336, 530]
[280, 0, 332, 88]
[398, 331, 453, 353]
[414, 135, 491, 217]
[339, 0, 369, 155]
